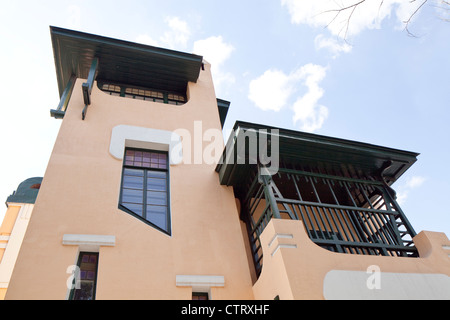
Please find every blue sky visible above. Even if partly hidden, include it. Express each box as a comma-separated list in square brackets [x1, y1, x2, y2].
[1, 0, 449, 237]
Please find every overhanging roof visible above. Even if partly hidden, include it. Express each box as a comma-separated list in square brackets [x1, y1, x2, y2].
[216, 121, 419, 188]
[50, 26, 203, 97]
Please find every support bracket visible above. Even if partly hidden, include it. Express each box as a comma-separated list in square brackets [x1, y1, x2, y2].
[50, 74, 76, 119]
[81, 57, 99, 120]
[258, 165, 281, 219]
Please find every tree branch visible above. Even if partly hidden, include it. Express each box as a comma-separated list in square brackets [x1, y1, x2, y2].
[320, 0, 446, 39]
[404, 0, 428, 37]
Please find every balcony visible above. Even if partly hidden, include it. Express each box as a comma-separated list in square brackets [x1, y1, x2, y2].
[217, 121, 420, 278]
[243, 166, 418, 277]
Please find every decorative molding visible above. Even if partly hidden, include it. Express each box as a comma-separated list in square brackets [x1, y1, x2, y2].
[268, 233, 293, 248]
[271, 244, 297, 257]
[62, 234, 116, 248]
[109, 125, 182, 165]
[268, 233, 297, 257]
[176, 275, 225, 288]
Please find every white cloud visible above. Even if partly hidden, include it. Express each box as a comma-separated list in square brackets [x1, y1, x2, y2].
[405, 176, 426, 189]
[135, 16, 191, 50]
[248, 69, 295, 112]
[135, 34, 159, 47]
[248, 64, 328, 132]
[193, 36, 235, 94]
[135, 19, 235, 95]
[291, 64, 329, 132]
[396, 175, 426, 205]
[314, 34, 352, 58]
[161, 16, 191, 49]
[281, 0, 426, 38]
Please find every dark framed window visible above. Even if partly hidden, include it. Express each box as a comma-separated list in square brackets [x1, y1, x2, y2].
[99, 82, 186, 105]
[192, 292, 209, 300]
[119, 148, 171, 234]
[69, 252, 99, 300]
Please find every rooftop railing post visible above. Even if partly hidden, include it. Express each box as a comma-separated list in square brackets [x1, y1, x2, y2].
[81, 57, 99, 120]
[50, 74, 76, 119]
[258, 166, 281, 219]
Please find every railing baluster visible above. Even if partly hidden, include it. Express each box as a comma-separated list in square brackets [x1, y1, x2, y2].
[243, 167, 418, 278]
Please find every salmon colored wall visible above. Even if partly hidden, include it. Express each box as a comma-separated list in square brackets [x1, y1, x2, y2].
[253, 219, 450, 300]
[6, 62, 254, 299]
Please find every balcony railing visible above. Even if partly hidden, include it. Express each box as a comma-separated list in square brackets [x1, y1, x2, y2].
[243, 167, 418, 277]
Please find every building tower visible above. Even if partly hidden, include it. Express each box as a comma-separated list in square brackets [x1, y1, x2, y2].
[0, 178, 42, 299]
[5, 27, 252, 300]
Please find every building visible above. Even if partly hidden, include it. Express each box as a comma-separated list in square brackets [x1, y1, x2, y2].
[0, 177, 42, 299]
[3, 27, 450, 300]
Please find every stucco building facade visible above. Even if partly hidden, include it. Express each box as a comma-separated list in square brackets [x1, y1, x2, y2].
[2, 27, 450, 300]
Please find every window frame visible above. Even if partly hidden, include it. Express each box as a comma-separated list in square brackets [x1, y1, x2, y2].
[98, 81, 186, 105]
[69, 252, 99, 300]
[192, 292, 209, 300]
[118, 147, 171, 235]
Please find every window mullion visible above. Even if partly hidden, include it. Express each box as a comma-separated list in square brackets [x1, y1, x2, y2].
[143, 169, 148, 220]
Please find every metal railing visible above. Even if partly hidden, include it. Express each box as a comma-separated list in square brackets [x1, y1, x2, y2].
[243, 168, 418, 277]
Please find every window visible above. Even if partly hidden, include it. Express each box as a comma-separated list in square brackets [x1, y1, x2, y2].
[192, 292, 209, 300]
[99, 82, 186, 105]
[69, 252, 99, 300]
[119, 148, 171, 234]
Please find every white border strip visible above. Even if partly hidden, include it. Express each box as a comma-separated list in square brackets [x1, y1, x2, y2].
[62, 234, 116, 247]
[176, 275, 225, 288]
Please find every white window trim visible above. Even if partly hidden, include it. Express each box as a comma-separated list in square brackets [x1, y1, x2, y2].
[176, 275, 225, 299]
[62, 234, 116, 252]
[109, 125, 182, 165]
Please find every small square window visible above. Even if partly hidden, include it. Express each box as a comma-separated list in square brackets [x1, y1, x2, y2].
[192, 292, 209, 300]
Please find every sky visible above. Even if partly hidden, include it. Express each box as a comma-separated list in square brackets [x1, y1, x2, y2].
[0, 0, 449, 237]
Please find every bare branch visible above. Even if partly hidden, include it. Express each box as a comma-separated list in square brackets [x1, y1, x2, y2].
[319, 0, 367, 39]
[404, 0, 428, 37]
[320, 0, 440, 39]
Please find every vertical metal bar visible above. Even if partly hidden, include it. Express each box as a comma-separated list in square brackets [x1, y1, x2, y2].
[270, 174, 296, 220]
[81, 58, 99, 120]
[304, 205, 320, 239]
[82, 57, 99, 105]
[342, 180, 379, 254]
[259, 168, 281, 219]
[51, 74, 76, 118]
[384, 186, 417, 238]
[379, 188, 405, 247]
[325, 179, 355, 243]
[308, 177, 333, 239]
[358, 182, 390, 254]
[341, 180, 371, 249]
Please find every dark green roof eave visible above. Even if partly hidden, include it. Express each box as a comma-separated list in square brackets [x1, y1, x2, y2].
[216, 121, 419, 186]
[50, 26, 203, 97]
[232, 120, 420, 159]
[216, 98, 230, 128]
